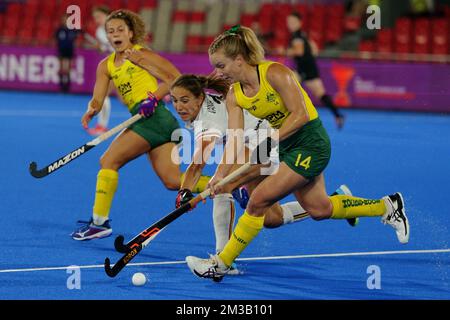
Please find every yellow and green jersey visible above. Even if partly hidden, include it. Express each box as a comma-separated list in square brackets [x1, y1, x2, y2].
[107, 44, 158, 111]
[232, 60, 318, 129]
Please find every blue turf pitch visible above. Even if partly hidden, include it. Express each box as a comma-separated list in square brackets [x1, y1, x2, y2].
[0, 90, 449, 299]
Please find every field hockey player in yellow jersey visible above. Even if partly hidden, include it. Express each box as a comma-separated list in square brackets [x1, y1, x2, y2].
[186, 25, 410, 282]
[71, 10, 209, 240]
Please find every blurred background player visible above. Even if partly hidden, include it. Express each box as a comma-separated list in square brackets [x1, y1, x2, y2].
[55, 14, 80, 93]
[286, 12, 345, 129]
[71, 10, 208, 241]
[85, 6, 114, 135]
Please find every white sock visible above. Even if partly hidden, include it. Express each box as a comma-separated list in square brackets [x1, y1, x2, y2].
[93, 213, 108, 226]
[97, 96, 111, 128]
[281, 201, 308, 224]
[213, 193, 235, 253]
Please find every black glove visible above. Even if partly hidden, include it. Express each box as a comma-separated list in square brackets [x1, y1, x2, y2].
[176, 189, 194, 209]
[251, 137, 277, 164]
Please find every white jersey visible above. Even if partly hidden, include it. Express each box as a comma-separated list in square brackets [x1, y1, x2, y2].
[186, 93, 269, 146]
[96, 26, 113, 53]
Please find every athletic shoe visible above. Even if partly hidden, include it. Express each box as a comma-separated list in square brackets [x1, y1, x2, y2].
[227, 262, 242, 276]
[186, 254, 230, 282]
[232, 186, 249, 210]
[334, 184, 359, 227]
[71, 218, 112, 241]
[87, 124, 108, 136]
[216, 250, 241, 275]
[382, 193, 409, 244]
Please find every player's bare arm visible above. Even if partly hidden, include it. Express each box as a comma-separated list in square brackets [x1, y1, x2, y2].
[266, 63, 309, 141]
[124, 48, 181, 99]
[182, 136, 218, 191]
[82, 58, 111, 128]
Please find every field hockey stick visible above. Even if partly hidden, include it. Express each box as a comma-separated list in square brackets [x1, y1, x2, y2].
[29, 114, 142, 178]
[104, 162, 252, 278]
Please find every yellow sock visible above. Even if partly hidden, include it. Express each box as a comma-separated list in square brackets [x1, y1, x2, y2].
[192, 175, 210, 193]
[180, 172, 210, 193]
[218, 211, 264, 267]
[330, 195, 386, 219]
[92, 169, 118, 224]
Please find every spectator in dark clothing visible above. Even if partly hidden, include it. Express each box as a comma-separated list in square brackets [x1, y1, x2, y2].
[286, 12, 345, 129]
[55, 15, 80, 92]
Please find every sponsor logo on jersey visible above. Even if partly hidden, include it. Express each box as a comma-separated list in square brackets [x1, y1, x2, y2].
[118, 82, 132, 96]
[265, 110, 286, 124]
[206, 98, 217, 114]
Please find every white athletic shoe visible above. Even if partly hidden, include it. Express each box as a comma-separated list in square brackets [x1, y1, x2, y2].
[382, 192, 409, 244]
[227, 262, 242, 276]
[186, 254, 230, 282]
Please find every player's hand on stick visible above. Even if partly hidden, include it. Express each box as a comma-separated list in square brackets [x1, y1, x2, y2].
[81, 107, 98, 129]
[138, 93, 158, 118]
[175, 189, 195, 209]
[207, 172, 225, 197]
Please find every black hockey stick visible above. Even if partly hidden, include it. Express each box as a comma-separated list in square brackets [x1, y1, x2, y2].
[104, 162, 252, 278]
[29, 114, 142, 178]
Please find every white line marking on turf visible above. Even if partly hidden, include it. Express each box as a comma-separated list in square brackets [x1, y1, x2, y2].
[0, 248, 449, 274]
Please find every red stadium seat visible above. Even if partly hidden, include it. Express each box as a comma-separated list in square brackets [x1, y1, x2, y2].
[123, 0, 142, 13]
[85, 19, 98, 37]
[292, 4, 308, 31]
[190, 12, 206, 23]
[431, 19, 449, 55]
[18, 28, 34, 45]
[394, 18, 412, 53]
[203, 35, 216, 47]
[258, 3, 274, 34]
[325, 16, 344, 43]
[413, 18, 430, 54]
[359, 39, 375, 52]
[186, 35, 202, 53]
[376, 29, 393, 53]
[240, 13, 256, 28]
[344, 16, 361, 32]
[142, 0, 157, 9]
[173, 11, 189, 23]
[258, 11, 273, 34]
[106, 0, 123, 11]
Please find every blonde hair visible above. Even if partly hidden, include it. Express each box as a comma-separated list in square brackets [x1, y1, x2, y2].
[106, 9, 146, 45]
[208, 25, 265, 66]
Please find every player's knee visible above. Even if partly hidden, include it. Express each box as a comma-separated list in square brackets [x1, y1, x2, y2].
[247, 194, 270, 216]
[309, 211, 329, 221]
[306, 202, 333, 221]
[263, 216, 283, 228]
[161, 177, 180, 191]
[99, 154, 120, 170]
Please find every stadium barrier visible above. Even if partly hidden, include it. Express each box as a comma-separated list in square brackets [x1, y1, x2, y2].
[0, 45, 449, 113]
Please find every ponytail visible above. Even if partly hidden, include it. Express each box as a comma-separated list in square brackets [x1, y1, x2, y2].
[208, 25, 265, 65]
